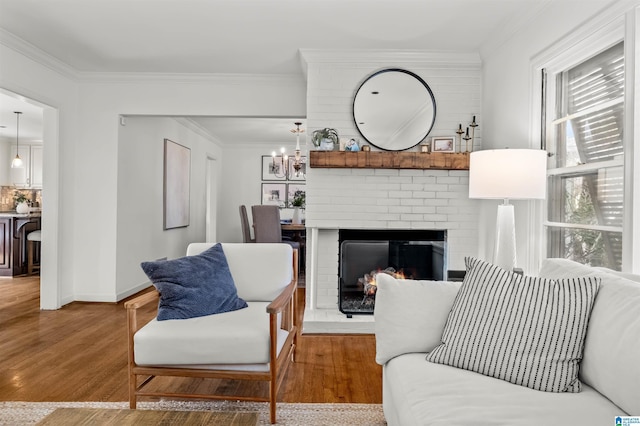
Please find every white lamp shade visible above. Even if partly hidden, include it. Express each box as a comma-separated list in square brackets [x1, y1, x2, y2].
[469, 149, 547, 200]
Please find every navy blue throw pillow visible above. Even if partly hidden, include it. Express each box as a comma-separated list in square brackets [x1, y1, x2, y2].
[140, 243, 247, 321]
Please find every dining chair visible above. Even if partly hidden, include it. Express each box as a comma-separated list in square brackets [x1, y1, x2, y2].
[251, 205, 300, 250]
[239, 205, 255, 243]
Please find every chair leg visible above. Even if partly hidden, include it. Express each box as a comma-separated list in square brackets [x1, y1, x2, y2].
[269, 398, 276, 424]
[129, 371, 137, 408]
[269, 374, 276, 424]
[27, 240, 34, 275]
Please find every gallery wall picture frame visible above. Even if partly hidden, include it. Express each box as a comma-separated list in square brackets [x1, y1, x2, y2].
[431, 136, 456, 153]
[163, 138, 191, 230]
[261, 183, 286, 207]
[262, 155, 286, 181]
[287, 156, 307, 181]
[286, 183, 306, 207]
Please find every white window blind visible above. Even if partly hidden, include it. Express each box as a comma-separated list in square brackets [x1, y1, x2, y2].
[546, 42, 624, 270]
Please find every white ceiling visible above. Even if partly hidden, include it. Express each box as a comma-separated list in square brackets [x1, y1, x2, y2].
[0, 0, 552, 144]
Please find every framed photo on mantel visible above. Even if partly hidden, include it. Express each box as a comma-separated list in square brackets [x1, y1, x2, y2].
[431, 136, 456, 153]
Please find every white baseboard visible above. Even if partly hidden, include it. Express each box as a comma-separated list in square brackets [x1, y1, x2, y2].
[116, 281, 153, 302]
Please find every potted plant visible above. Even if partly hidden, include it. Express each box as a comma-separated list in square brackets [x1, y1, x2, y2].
[14, 191, 30, 214]
[311, 128, 339, 151]
[290, 190, 305, 224]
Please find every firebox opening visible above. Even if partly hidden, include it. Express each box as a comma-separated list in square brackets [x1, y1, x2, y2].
[338, 229, 446, 315]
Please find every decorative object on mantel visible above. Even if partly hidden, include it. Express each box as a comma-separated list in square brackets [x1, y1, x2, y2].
[11, 111, 24, 169]
[345, 138, 360, 151]
[431, 137, 456, 153]
[361, 144, 371, 152]
[14, 190, 30, 213]
[469, 148, 546, 271]
[420, 143, 430, 153]
[353, 68, 436, 151]
[309, 151, 469, 170]
[456, 124, 465, 152]
[463, 128, 472, 152]
[311, 127, 339, 151]
[468, 115, 479, 152]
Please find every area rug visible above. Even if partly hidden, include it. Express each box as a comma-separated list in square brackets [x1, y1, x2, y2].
[0, 401, 386, 425]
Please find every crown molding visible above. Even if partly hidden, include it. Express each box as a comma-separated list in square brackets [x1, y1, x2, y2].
[1, 28, 306, 85]
[76, 71, 305, 85]
[299, 48, 482, 68]
[171, 117, 222, 145]
[479, 0, 554, 61]
[0, 28, 78, 80]
[530, 0, 638, 69]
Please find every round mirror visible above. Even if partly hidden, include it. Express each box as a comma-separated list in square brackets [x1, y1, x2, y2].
[353, 69, 436, 151]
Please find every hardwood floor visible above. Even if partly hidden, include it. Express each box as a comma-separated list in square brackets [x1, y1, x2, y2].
[0, 276, 382, 404]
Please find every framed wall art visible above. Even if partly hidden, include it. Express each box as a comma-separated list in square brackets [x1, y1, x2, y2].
[261, 183, 286, 207]
[431, 136, 456, 153]
[262, 155, 286, 181]
[163, 138, 191, 230]
[286, 183, 306, 207]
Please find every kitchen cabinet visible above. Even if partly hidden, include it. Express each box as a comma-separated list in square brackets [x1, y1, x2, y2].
[9, 144, 43, 188]
[30, 145, 43, 188]
[0, 218, 10, 270]
[0, 213, 41, 276]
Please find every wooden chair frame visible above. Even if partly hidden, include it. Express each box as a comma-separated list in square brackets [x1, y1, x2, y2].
[126, 249, 298, 424]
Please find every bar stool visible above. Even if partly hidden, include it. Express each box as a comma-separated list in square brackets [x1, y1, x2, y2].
[27, 230, 41, 275]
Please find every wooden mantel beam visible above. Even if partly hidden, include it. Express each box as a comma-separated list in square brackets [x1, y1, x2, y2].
[309, 151, 470, 170]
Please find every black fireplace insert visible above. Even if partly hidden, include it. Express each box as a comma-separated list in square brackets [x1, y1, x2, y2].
[338, 229, 446, 315]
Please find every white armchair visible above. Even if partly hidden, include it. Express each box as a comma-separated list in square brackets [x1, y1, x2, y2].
[126, 243, 298, 424]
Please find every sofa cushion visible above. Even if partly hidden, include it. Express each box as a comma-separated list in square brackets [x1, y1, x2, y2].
[427, 257, 600, 393]
[539, 258, 640, 414]
[141, 243, 247, 321]
[384, 353, 623, 426]
[374, 274, 461, 365]
[134, 302, 286, 366]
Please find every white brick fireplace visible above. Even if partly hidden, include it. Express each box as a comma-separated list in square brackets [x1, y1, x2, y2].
[300, 50, 482, 333]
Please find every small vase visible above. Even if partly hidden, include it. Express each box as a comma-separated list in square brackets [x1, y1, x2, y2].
[16, 202, 29, 214]
[320, 139, 335, 151]
[292, 207, 302, 225]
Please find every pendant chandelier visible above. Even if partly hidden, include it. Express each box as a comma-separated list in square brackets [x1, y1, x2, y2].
[11, 111, 24, 168]
[271, 122, 305, 179]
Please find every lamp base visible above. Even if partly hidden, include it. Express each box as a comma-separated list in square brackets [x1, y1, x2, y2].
[494, 203, 517, 272]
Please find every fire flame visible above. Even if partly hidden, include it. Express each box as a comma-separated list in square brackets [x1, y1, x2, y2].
[364, 269, 406, 296]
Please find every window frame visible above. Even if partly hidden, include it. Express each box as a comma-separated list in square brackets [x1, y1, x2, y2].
[530, 14, 638, 273]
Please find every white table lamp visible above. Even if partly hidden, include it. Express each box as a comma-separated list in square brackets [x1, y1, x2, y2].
[469, 149, 547, 271]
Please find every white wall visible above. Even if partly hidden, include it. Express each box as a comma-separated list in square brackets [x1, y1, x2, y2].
[480, 0, 635, 272]
[115, 116, 223, 299]
[301, 51, 482, 315]
[2, 35, 306, 304]
[218, 142, 303, 244]
[0, 41, 80, 308]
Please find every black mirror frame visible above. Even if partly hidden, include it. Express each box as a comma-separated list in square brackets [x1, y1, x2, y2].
[353, 68, 437, 151]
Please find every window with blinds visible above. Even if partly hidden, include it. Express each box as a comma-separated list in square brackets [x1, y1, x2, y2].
[546, 42, 624, 270]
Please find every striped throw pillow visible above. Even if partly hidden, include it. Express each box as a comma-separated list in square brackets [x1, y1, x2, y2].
[426, 257, 600, 393]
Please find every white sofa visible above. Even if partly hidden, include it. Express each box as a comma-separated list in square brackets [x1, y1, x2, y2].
[374, 258, 640, 425]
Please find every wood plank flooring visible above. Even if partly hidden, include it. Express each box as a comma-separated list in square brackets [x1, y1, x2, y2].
[0, 276, 382, 404]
